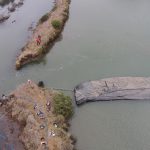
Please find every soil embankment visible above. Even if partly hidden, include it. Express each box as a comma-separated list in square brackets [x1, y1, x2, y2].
[16, 0, 70, 70]
[0, 81, 74, 150]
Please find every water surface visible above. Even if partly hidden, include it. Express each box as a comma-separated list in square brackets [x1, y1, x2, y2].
[0, 109, 25, 150]
[1, 0, 150, 149]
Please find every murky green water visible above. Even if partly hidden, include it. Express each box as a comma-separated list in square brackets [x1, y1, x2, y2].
[1, 0, 150, 149]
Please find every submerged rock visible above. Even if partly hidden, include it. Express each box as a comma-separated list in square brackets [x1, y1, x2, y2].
[14, 0, 23, 7]
[0, 0, 14, 7]
[0, 0, 24, 23]
[8, 3, 16, 12]
[0, 13, 10, 22]
[74, 77, 150, 105]
[7, 0, 24, 11]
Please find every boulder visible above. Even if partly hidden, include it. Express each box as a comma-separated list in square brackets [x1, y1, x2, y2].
[74, 77, 150, 105]
[8, 3, 16, 12]
[0, 0, 12, 6]
[0, 14, 10, 22]
[14, 0, 24, 7]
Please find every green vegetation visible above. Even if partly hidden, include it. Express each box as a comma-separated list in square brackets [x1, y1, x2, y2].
[51, 20, 61, 29]
[39, 13, 49, 23]
[38, 46, 47, 54]
[53, 93, 73, 120]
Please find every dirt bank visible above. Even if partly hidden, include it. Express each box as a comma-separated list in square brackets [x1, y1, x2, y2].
[16, 0, 70, 70]
[1, 81, 74, 150]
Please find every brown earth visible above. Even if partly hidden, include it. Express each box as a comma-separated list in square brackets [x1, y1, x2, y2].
[16, 0, 70, 70]
[1, 81, 74, 150]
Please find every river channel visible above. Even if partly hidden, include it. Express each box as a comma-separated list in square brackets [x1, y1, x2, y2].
[1, 0, 150, 149]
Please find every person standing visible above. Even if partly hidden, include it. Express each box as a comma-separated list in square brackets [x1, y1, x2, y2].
[36, 35, 41, 45]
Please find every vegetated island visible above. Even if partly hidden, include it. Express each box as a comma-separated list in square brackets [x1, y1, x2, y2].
[0, 81, 75, 150]
[16, 0, 70, 70]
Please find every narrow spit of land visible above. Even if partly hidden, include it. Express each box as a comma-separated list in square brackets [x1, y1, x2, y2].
[0, 81, 74, 150]
[75, 77, 150, 105]
[16, 0, 70, 70]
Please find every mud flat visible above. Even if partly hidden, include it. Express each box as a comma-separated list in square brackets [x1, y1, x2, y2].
[0, 81, 74, 150]
[16, 0, 70, 70]
[74, 77, 150, 105]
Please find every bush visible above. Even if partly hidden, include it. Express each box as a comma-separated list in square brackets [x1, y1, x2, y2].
[53, 93, 73, 120]
[38, 46, 47, 54]
[39, 13, 49, 23]
[51, 20, 61, 29]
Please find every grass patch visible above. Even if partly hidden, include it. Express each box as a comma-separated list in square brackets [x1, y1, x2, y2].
[51, 20, 61, 29]
[39, 13, 49, 23]
[53, 93, 73, 120]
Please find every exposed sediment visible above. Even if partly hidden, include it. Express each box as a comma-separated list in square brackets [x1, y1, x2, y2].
[15, 0, 70, 70]
[0, 81, 74, 150]
[74, 77, 150, 105]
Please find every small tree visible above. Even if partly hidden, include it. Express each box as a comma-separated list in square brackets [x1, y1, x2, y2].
[53, 93, 73, 120]
[51, 20, 61, 29]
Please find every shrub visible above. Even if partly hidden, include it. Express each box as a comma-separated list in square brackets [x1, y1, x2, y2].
[51, 20, 61, 29]
[53, 93, 73, 120]
[39, 13, 49, 23]
[38, 81, 44, 87]
[38, 46, 47, 54]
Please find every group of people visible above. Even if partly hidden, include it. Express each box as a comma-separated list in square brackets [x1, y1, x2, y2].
[33, 101, 56, 149]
